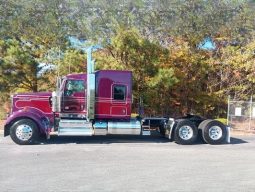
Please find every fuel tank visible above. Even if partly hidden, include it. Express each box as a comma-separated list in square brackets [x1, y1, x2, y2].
[107, 119, 141, 135]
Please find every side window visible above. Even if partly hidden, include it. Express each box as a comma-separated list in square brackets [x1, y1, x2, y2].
[113, 85, 126, 101]
[64, 80, 85, 96]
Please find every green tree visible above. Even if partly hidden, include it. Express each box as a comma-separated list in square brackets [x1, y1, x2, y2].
[95, 28, 178, 114]
[209, 39, 255, 100]
[59, 49, 86, 76]
[0, 39, 40, 92]
[0, 0, 254, 119]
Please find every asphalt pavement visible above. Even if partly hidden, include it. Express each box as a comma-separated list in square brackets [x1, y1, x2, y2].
[0, 134, 255, 192]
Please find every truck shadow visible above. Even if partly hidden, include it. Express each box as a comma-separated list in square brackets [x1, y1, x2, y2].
[41, 135, 170, 145]
[39, 135, 248, 145]
[230, 137, 248, 145]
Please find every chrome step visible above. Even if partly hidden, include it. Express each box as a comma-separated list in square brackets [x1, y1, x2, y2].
[58, 119, 93, 136]
[142, 125, 151, 135]
[142, 130, 151, 136]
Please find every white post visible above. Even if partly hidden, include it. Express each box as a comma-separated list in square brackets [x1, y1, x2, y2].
[227, 95, 230, 126]
[226, 95, 231, 143]
[249, 96, 253, 131]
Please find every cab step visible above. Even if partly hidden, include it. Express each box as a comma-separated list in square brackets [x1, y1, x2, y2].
[141, 125, 151, 135]
[142, 130, 151, 135]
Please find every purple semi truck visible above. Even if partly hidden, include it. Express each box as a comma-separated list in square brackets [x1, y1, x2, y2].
[4, 49, 229, 145]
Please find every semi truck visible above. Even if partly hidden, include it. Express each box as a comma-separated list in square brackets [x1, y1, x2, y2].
[4, 48, 229, 145]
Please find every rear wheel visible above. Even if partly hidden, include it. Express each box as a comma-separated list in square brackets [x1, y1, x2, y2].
[10, 119, 39, 145]
[199, 120, 227, 145]
[174, 119, 198, 145]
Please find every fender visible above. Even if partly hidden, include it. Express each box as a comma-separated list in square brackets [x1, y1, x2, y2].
[4, 107, 52, 137]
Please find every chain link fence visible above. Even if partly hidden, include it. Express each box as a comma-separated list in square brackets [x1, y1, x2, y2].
[227, 97, 255, 133]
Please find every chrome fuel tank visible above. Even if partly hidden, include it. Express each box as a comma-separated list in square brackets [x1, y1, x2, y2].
[108, 119, 141, 135]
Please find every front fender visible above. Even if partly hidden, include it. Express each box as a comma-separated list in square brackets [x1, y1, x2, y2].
[4, 108, 51, 137]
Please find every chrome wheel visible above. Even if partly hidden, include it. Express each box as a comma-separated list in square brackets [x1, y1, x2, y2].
[209, 126, 222, 140]
[179, 125, 194, 140]
[16, 124, 33, 141]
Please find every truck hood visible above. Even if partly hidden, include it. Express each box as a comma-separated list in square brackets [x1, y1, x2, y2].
[11, 92, 53, 116]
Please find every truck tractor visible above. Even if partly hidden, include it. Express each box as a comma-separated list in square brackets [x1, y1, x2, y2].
[4, 47, 229, 145]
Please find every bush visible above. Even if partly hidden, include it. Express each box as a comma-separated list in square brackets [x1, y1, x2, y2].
[0, 109, 7, 120]
[216, 118, 228, 125]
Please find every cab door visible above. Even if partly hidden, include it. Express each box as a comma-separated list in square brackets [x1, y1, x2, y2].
[62, 79, 86, 113]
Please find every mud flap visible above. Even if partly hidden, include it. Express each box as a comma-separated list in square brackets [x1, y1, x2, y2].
[226, 126, 231, 144]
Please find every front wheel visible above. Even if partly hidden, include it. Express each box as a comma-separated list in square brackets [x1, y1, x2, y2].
[199, 120, 227, 145]
[174, 119, 198, 145]
[10, 119, 39, 145]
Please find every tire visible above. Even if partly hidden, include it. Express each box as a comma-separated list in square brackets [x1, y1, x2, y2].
[174, 119, 198, 145]
[10, 119, 39, 145]
[199, 120, 227, 145]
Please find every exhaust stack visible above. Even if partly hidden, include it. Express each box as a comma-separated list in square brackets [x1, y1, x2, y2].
[86, 47, 96, 120]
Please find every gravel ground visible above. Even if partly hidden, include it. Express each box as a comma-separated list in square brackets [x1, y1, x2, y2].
[0, 134, 255, 192]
